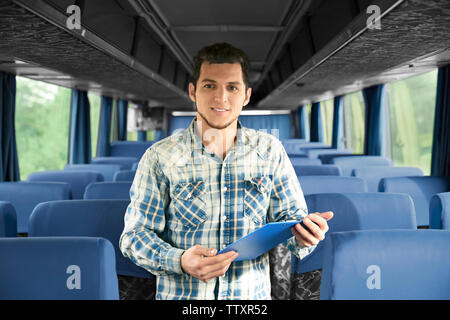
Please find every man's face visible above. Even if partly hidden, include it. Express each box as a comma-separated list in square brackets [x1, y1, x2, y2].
[189, 62, 251, 130]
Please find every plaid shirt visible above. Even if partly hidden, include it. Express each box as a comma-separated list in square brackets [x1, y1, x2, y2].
[119, 119, 313, 300]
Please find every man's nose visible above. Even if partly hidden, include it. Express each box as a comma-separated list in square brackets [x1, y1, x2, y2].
[214, 87, 228, 103]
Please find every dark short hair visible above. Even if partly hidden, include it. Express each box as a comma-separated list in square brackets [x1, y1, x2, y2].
[191, 42, 250, 89]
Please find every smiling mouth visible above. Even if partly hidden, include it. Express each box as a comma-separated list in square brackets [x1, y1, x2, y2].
[211, 107, 229, 112]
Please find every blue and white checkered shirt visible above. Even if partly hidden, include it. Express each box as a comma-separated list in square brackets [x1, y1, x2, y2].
[119, 119, 313, 300]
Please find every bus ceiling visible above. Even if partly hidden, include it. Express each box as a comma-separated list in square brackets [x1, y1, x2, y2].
[0, 0, 449, 109]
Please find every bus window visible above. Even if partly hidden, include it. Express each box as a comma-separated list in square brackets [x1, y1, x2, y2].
[15, 77, 70, 180]
[343, 91, 365, 154]
[88, 92, 101, 156]
[322, 98, 334, 145]
[386, 70, 438, 175]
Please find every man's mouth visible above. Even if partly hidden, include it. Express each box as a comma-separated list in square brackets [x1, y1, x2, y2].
[211, 107, 229, 112]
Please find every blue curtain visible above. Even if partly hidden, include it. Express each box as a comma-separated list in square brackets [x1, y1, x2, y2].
[363, 84, 388, 156]
[137, 131, 147, 141]
[169, 116, 194, 135]
[239, 114, 292, 139]
[0, 72, 20, 181]
[310, 102, 325, 142]
[297, 105, 310, 141]
[431, 66, 450, 176]
[68, 89, 91, 164]
[153, 130, 166, 141]
[332, 96, 345, 150]
[117, 99, 128, 141]
[96, 96, 112, 157]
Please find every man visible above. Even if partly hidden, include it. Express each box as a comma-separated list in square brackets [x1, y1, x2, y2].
[119, 43, 333, 300]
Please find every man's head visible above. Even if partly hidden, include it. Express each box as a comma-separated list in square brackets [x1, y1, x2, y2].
[189, 43, 252, 131]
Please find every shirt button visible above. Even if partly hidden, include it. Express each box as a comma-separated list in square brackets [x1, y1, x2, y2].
[223, 186, 228, 192]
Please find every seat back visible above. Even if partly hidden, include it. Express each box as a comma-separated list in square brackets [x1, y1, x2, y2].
[289, 158, 322, 166]
[84, 182, 132, 199]
[352, 166, 424, 192]
[113, 170, 136, 182]
[379, 176, 450, 226]
[294, 165, 341, 176]
[0, 201, 17, 237]
[305, 148, 352, 159]
[27, 170, 104, 199]
[91, 156, 139, 170]
[29, 199, 150, 278]
[0, 182, 71, 233]
[298, 176, 367, 195]
[331, 156, 393, 175]
[430, 192, 450, 229]
[64, 164, 122, 181]
[292, 192, 416, 274]
[110, 141, 153, 158]
[320, 230, 450, 300]
[0, 237, 119, 299]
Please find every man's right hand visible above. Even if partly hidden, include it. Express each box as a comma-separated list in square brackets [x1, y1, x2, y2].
[181, 245, 239, 282]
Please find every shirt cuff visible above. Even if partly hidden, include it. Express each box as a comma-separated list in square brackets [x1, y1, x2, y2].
[287, 236, 316, 260]
[160, 247, 185, 275]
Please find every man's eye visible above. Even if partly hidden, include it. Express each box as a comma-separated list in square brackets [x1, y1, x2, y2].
[204, 84, 214, 89]
[228, 86, 238, 91]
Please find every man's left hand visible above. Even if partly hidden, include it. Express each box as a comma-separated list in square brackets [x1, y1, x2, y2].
[291, 211, 334, 247]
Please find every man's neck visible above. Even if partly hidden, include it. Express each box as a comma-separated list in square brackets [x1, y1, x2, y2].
[195, 117, 237, 160]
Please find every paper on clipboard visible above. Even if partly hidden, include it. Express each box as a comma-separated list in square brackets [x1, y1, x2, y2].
[217, 220, 301, 261]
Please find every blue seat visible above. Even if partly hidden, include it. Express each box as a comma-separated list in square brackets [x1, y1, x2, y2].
[318, 153, 364, 164]
[0, 182, 71, 233]
[298, 176, 367, 195]
[320, 230, 450, 300]
[91, 156, 139, 170]
[379, 176, 450, 227]
[292, 193, 416, 274]
[27, 170, 104, 199]
[110, 141, 153, 158]
[64, 164, 122, 181]
[294, 165, 341, 176]
[131, 162, 139, 171]
[331, 156, 393, 175]
[0, 201, 17, 237]
[29, 199, 151, 279]
[352, 166, 424, 192]
[430, 192, 450, 229]
[113, 170, 136, 182]
[305, 148, 352, 159]
[83, 182, 132, 199]
[289, 158, 322, 166]
[0, 237, 119, 299]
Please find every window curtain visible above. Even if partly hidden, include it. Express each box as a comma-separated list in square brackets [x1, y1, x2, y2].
[117, 99, 128, 141]
[310, 102, 325, 142]
[431, 66, 450, 176]
[332, 96, 345, 150]
[239, 114, 292, 139]
[96, 95, 112, 157]
[137, 131, 147, 141]
[297, 105, 310, 141]
[362, 84, 388, 156]
[68, 89, 91, 164]
[0, 72, 20, 181]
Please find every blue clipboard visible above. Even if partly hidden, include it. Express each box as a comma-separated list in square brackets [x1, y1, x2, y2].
[217, 220, 301, 261]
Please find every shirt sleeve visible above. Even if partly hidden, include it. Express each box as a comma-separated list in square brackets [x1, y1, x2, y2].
[119, 148, 185, 276]
[267, 139, 316, 260]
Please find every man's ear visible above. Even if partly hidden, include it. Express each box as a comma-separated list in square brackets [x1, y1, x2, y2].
[243, 87, 252, 106]
[189, 82, 196, 102]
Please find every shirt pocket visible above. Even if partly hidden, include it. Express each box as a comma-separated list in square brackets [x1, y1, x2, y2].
[243, 176, 272, 226]
[170, 180, 208, 228]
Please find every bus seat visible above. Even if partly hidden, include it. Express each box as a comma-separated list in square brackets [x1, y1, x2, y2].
[83, 182, 132, 200]
[305, 148, 352, 159]
[352, 166, 424, 192]
[0, 182, 71, 234]
[379, 176, 450, 227]
[289, 157, 321, 166]
[320, 230, 450, 300]
[0, 201, 17, 237]
[430, 192, 450, 229]
[64, 163, 122, 181]
[28, 199, 152, 280]
[27, 170, 104, 199]
[91, 156, 139, 170]
[292, 192, 416, 275]
[330, 156, 393, 175]
[110, 141, 153, 158]
[131, 162, 139, 170]
[298, 176, 367, 196]
[294, 165, 341, 176]
[113, 170, 136, 182]
[0, 237, 119, 300]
